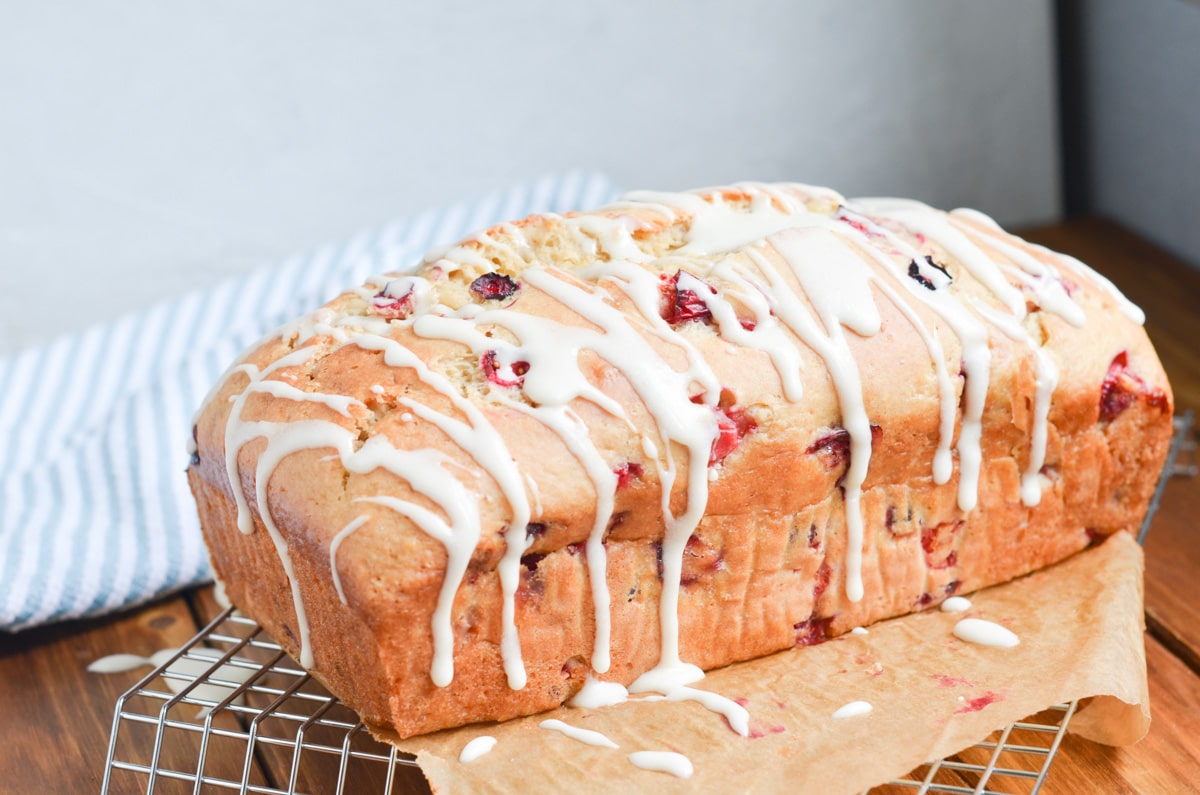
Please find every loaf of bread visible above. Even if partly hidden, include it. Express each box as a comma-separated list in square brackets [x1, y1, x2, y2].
[188, 182, 1172, 739]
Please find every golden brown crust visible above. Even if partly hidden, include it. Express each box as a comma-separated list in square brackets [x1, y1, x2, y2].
[188, 185, 1173, 738]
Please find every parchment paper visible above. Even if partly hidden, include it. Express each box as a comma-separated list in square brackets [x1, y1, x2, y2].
[381, 532, 1148, 793]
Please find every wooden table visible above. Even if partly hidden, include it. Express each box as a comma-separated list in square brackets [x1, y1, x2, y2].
[2, 218, 1197, 794]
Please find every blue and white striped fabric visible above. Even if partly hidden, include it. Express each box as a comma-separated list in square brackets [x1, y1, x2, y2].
[0, 171, 619, 631]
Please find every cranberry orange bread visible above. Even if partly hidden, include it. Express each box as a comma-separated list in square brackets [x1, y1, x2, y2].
[187, 183, 1172, 738]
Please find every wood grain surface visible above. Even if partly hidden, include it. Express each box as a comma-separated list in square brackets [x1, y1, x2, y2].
[2, 217, 1196, 794]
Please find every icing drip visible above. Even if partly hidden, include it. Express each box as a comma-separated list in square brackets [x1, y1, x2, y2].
[940, 596, 972, 613]
[970, 301, 1059, 506]
[861, 198, 1026, 316]
[505, 401, 618, 674]
[539, 719, 620, 749]
[628, 750, 694, 778]
[569, 675, 630, 709]
[665, 686, 750, 737]
[329, 515, 370, 604]
[837, 207, 992, 511]
[348, 331, 534, 690]
[746, 229, 881, 602]
[953, 618, 1020, 648]
[459, 736, 497, 762]
[831, 700, 873, 719]
[517, 270, 717, 690]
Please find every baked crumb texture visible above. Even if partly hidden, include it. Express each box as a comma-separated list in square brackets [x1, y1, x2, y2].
[188, 183, 1172, 737]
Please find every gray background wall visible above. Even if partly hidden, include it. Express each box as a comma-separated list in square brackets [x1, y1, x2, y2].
[1063, 0, 1200, 268]
[0, 2, 1062, 354]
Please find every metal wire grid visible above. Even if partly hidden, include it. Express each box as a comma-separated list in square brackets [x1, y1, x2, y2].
[869, 702, 1077, 795]
[101, 608, 423, 795]
[101, 413, 1195, 794]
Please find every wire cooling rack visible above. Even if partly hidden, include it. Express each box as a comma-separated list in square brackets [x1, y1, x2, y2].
[101, 413, 1195, 794]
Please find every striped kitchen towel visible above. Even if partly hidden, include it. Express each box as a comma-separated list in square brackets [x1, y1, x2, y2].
[0, 171, 620, 631]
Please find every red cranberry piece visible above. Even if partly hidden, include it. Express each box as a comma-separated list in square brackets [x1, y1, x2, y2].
[614, 462, 644, 488]
[1099, 351, 1169, 422]
[520, 552, 545, 572]
[806, 424, 882, 470]
[695, 391, 757, 466]
[921, 519, 963, 569]
[954, 691, 1004, 715]
[812, 561, 832, 601]
[660, 270, 714, 325]
[806, 523, 820, 550]
[372, 283, 416, 319]
[481, 349, 530, 388]
[739, 318, 757, 332]
[681, 534, 723, 585]
[518, 554, 546, 599]
[709, 407, 750, 464]
[907, 256, 951, 291]
[469, 272, 519, 300]
[793, 615, 835, 646]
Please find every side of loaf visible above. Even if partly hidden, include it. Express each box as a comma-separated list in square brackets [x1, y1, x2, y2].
[188, 182, 1173, 738]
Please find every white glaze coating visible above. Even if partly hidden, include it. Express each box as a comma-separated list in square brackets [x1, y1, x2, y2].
[953, 618, 1020, 648]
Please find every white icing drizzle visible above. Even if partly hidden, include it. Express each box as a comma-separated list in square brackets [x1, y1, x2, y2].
[745, 229, 880, 602]
[940, 596, 972, 613]
[504, 401, 618, 673]
[861, 198, 1026, 317]
[688, 258, 806, 401]
[459, 736, 497, 762]
[666, 686, 750, 737]
[832, 700, 873, 719]
[348, 331, 534, 690]
[539, 719, 620, 749]
[951, 212, 1087, 328]
[569, 675, 630, 709]
[517, 270, 716, 691]
[628, 750, 694, 779]
[837, 207, 992, 511]
[953, 618, 1020, 648]
[329, 515, 370, 605]
[970, 300, 1059, 506]
[850, 626, 869, 635]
